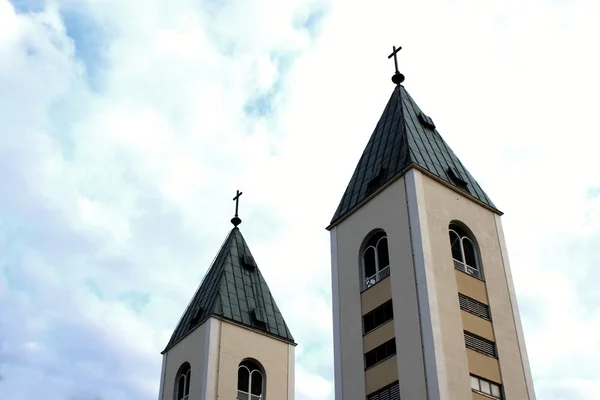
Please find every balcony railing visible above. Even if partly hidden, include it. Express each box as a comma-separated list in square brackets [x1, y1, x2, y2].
[237, 391, 262, 400]
[453, 259, 481, 279]
[364, 265, 390, 289]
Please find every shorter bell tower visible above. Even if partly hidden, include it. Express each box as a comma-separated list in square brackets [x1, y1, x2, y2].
[158, 192, 296, 400]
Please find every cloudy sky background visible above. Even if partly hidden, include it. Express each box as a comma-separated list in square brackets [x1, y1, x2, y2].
[1, 0, 599, 399]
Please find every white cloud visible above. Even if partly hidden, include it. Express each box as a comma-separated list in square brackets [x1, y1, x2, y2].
[1, 0, 599, 399]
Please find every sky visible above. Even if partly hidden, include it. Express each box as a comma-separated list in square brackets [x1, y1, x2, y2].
[0, 0, 599, 399]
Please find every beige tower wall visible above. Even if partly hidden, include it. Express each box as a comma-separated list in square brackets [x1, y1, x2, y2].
[330, 167, 536, 400]
[160, 319, 212, 400]
[210, 318, 295, 400]
[493, 214, 536, 399]
[160, 317, 295, 400]
[417, 169, 534, 399]
[330, 175, 428, 400]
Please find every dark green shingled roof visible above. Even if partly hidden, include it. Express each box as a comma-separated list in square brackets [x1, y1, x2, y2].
[163, 227, 294, 353]
[329, 85, 499, 227]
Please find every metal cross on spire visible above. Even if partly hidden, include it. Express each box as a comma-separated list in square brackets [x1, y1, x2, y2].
[231, 190, 243, 227]
[388, 45, 405, 85]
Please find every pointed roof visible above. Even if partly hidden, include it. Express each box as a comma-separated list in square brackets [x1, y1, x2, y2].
[328, 85, 499, 228]
[163, 227, 295, 353]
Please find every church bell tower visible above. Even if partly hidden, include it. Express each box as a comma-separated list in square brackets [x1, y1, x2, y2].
[158, 191, 296, 400]
[327, 47, 536, 400]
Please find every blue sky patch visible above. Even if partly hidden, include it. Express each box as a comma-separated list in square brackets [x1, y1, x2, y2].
[244, 51, 295, 119]
[586, 187, 600, 199]
[244, 89, 277, 118]
[119, 291, 152, 314]
[295, 3, 329, 39]
[85, 279, 104, 300]
[59, 5, 109, 91]
[10, 0, 44, 13]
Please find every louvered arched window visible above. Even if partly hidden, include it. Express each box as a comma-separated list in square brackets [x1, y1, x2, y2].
[237, 359, 265, 400]
[174, 362, 191, 400]
[362, 230, 390, 290]
[449, 223, 481, 279]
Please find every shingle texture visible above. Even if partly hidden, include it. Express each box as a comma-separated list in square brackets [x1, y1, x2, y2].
[163, 227, 294, 353]
[330, 85, 498, 226]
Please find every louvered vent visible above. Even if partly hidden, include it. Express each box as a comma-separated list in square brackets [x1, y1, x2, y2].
[459, 294, 490, 320]
[366, 166, 386, 196]
[189, 314, 200, 326]
[252, 308, 266, 323]
[367, 381, 400, 400]
[251, 308, 268, 330]
[418, 112, 436, 129]
[447, 167, 469, 190]
[189, 307, 203, 326]
[241, 254, 257, 270]
[464, 331, 497, 358]
[364, 338, 396, 369]
[363, 300, 394, 334]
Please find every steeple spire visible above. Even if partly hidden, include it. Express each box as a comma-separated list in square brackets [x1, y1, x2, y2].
[163, 224, 295, 353]
[388, 45, 405, 85]
[327, 85, 498, 228]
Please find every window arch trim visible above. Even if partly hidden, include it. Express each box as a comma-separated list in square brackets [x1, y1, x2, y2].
[174, 362, 191, 400]
[449, 222, 483, 279]
[237, 359, 265, 400]
[361, 229, 391, 290]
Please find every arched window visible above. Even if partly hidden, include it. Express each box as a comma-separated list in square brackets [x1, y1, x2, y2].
[362, 230, 390, 289]
[449, 223, 481, 279]
[174, 362, 191, 400]
[237, 359, 265, 400]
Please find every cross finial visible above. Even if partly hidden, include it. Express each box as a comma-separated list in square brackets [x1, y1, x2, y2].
[231, 190, 243, 227]
[388, 45, 405, 85]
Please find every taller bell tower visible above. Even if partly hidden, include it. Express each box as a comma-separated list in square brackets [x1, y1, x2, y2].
[327, 50, 536, 400]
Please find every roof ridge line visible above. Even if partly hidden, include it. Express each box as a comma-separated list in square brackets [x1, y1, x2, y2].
[163, 229, 234, 351]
